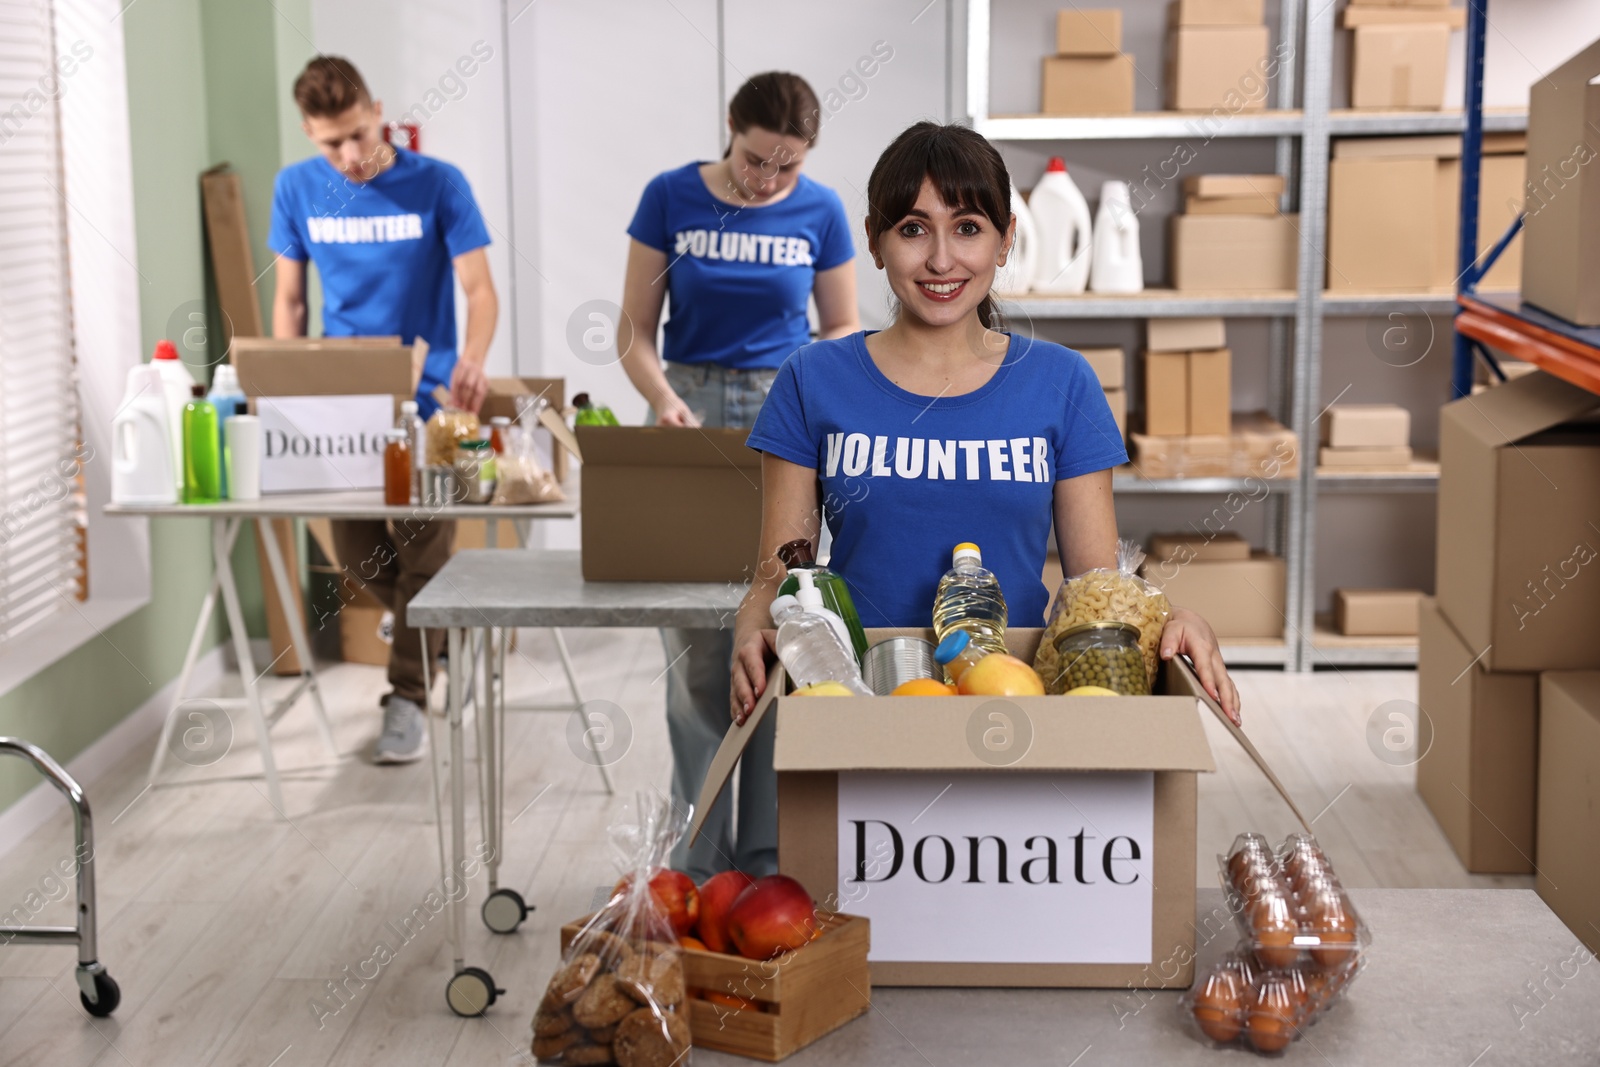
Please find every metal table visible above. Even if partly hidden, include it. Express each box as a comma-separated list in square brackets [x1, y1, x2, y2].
[406, 549, 745, 1014]
[104, 489, 579, 815]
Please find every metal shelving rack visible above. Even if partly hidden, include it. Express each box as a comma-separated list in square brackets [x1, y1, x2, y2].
[965, 0, 1528, 670]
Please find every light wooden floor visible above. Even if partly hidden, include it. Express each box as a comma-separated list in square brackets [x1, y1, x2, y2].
[0, 632, 1528, 1066]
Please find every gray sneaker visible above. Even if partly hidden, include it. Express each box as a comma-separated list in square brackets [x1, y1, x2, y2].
[373, 696, 427, 764]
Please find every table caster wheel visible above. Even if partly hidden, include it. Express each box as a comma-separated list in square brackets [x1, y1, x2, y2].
[446, 967, 502, 1017]
[482, 888, 530, 934]
[78, 969, 120, 1017]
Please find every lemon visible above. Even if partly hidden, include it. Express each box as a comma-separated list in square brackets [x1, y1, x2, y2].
[792, 682, 855, 697]
[1065, 685, 1122, 697]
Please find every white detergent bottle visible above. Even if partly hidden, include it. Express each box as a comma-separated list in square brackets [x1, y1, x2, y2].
[1029, 157, 1093, 295]
[993, 182, 1038, 296]
[149, 339, 196, 493]
[1090, 180, 1144, 294]
[111, 365, 177, 505]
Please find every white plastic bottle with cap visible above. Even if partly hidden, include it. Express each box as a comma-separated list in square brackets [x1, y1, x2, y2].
[149, 340, 196, 493]
[1090, 180, 1144, 294]
[770, 575, 872, 694]
[993, 182, 1039, 297]
[111, 364, 177, 505]
[1029, 157, 1093, 295]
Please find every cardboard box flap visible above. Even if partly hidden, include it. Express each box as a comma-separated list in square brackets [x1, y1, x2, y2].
[1441, 370, 1600, 448]
[1543, 36, 1600, 88]
[689, 662, 783, 846]
[232, 336, 424, 398]
[576, 425, 761, 468]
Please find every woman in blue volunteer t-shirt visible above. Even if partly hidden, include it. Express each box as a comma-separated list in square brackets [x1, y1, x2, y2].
[617, 72, 859, 880]
[736, 121, 1242, 726]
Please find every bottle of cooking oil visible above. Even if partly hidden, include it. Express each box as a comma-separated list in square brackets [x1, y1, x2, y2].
[931, 543, 1009, 656]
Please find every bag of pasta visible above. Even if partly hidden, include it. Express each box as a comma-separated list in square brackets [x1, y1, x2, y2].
[425, 406, 480, 466]
[493, 424, 565, 505]
[533, 794, 691, 1066]
[1036, 539, 1170, 692]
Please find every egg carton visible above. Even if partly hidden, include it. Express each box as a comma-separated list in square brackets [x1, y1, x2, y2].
[1215, 832, 1371, 975]
[1179, 938, 1366, 1055]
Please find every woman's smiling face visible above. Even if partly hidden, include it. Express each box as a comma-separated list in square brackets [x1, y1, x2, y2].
[871, 176, 1012, 329]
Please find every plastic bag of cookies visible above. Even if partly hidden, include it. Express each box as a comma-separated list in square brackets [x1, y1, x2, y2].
[1036, 539, 1171, 690]
[533, 795, 692, 1066]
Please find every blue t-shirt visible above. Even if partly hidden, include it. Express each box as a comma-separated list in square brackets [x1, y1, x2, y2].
[267, 148, 491, 417]
[627, 163, 855, 370]
[747, 332, 1128, 628]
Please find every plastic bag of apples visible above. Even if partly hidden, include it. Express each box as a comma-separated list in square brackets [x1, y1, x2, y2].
[533, 795, 693, 1066]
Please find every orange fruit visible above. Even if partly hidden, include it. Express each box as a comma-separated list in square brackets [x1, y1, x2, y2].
[701, 990, 761, 1012]
[678, 935, 708, 951]
[890, 678, 958, 696]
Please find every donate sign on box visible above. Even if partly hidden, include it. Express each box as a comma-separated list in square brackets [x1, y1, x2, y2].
[255, 394, 393, 493]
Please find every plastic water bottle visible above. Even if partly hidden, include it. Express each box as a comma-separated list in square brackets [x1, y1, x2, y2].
[932, 543, 1009, 656]
[775, 539, 867, 662]
[181, 384, 221, 504]
[770, 584, 871, 695]
[399, 400, 425, 502]
[1029, 158, 1093, 295]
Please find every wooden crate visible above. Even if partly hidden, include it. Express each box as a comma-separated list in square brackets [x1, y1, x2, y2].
[559, 911, 871, 1061]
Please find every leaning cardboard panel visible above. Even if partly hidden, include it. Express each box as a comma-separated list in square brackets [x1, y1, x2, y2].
[1521, 36, 1600, 326]
[1434, 372, 1600, 671]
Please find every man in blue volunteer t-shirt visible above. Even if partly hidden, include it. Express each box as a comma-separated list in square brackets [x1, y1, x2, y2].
[268, 55, 497, 764]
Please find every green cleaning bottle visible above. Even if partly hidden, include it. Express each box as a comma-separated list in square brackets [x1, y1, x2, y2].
[775, 538, 868, 662]
[182, 384, 221, 504]
[573, 392, 619, 426]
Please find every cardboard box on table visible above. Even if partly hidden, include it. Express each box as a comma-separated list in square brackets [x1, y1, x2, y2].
[1416, 597, 1538, 873]
[1521, 36, 1600, 326]
[578, 426, 761, 582]
[1170, 215, 1298, 290]
[1166, 24, 1269, 112]
[696, 630, 1274, 988]
[1333, 588, 1421, 636]
[1350, 24, 1450, 110]
[1536, 672, 1600, 954]
[1434, 372, 1600, 672]
[1056, 9, 1121, 55]
[1041, 55, 1135, 114]
[1147, 317, 1226, 352]
[1139, 554, 1286, 639]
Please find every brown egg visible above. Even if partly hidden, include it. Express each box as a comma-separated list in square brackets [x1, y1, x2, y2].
[1280, 968, 1312, 1023]
[1305, 888, 1360, 970]
[1246, 975, 1298, 1053]
[1250, 894, 1301, 970]
[1191, 969, 1243, 1043]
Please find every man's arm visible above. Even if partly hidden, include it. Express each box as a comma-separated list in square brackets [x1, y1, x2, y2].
[272, 257, 307, 338]
[450, 247, 497, 413]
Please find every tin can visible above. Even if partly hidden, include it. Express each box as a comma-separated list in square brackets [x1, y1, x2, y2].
[861, 636, 938, 696]
[421, 465, 456, 508]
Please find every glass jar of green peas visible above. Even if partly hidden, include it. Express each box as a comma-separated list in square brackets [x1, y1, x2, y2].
[1049, 621, 1150, 696]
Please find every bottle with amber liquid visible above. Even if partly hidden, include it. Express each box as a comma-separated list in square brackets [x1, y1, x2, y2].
[383, 429, 412, 506]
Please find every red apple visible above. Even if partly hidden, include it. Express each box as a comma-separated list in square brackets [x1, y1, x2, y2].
[695, 870, 756, 954]
[726, 875, 817, 960]
[613, 868, 701, 937]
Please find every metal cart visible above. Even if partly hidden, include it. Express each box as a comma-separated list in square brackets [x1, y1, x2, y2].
[0, 738, 119, 1016]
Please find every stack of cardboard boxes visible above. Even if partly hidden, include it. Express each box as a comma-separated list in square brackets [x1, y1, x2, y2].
[1042, 9, 1135, 115]
[1138, 532, 1287, 640]
[1165, 0, 1270, 112]
[1327, 134, 1525, 292]
[1078, 346, 1128, 440]
[1343, 1, 1463, 110]
[1520, 37, 1600, 327]
[1419, 372, 1600, 952]
[1171, 174, 1298, 291]
[1318, 403, 1413, 471]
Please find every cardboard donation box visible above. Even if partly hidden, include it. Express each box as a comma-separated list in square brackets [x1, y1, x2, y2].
[231, 337, 422, 493]
[578, 426, 761, 582]
[698, 630, 1218, 988]
[1434, 372, 1600, 672]
[1521, 36, 1600, 326]
[479, 377, 579, 482]
[1140, 553, 1286, 639]
[1416, 598, 1538, 873]
[1536, 673, 1600, 953]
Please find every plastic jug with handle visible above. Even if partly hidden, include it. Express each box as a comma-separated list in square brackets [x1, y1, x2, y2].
[993, 182, 1038, 297]
[1029, 158, 1093, 295]
[1090, 180, 1144, 294]
[112, 365, 177, 505]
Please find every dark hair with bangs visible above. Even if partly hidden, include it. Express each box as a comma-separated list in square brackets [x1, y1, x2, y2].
[865, 121, 1012, 329]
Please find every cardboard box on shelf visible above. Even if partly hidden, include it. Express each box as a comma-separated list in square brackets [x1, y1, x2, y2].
[1184, 195, 1280, 215]
[1321, 403, 1411, 447]
[1170, 215, 1298, 290]
[1057, 9, 1121, 55]
[1078, 346, 1125, 389]
[1416, 597, 1538, 873]
[1129, 411, 1298, 480]
[1350, 24, 1450, 109]
[1140, 553, 1286, 639]
[1341, 5, 1465, 27]
[1148, 531, 1251, 564]
[1143, 351, 1189, 436]
[1182, 174, 1285, 200]
[1318, 445, 1414, 468]
[479, 376, 578, 482]
[1187, 348, 1232, 437]
[1166, 25, 1270, 112]
[579, 426, 761, 582]
[1536, 673, 1600, 954]
[1168, 0, 1264, 26]
[1435, 372, 1600, 672]
[1334, 588, 1422, 636]
[1331, 132, 1526, 160]
[1347, 0, 1450, 7]
[1042, 55, 1135, 114]
[1147, 317, 1226, 352]
[231, 337, 423, 493]
[1521, 36, 1600, 326]
[696, 629, 1232, 987]
[1104, 387, 1128, 439]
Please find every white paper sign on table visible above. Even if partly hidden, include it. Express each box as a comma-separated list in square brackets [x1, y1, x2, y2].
[836, 770, 1154, 964]
[254, 395, 393, 493]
